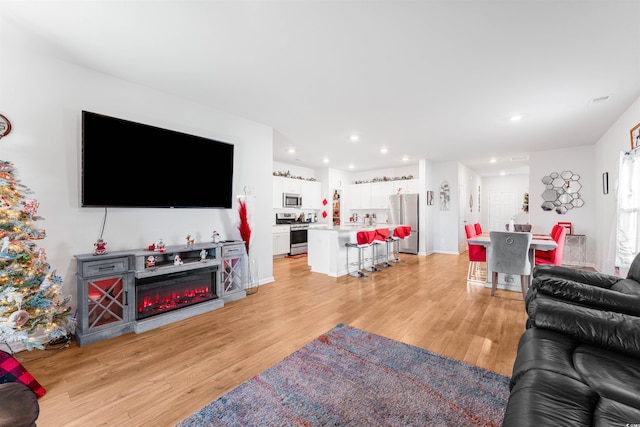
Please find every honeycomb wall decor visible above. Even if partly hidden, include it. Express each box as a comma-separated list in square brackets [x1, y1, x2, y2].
[541, 171, 584, 214]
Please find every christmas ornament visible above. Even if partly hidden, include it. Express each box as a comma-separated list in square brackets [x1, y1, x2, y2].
[9, 310, 29, 327]
[93, 238, 107, 255]
[38, 248, 47, 263]
[146, 256, 157, 268]
[174, 255, 183, 265]
[23, 199, 39, 215]
[40, 277, 53, 290]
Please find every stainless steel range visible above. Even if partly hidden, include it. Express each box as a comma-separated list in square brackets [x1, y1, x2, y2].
[276, 213, 309, 255]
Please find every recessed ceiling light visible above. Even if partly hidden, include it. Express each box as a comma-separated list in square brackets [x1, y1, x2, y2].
[490, 158, 497, 163]
[323, 157, 329, 163]
[402, 155, 409, 162]
[288, 148, 295, 154]
[348, 163, 355, 169]
[380, 147, 388, 154]
[510, 114, 523, 122]
[500, 171, 507, 176]
[350, 134, 359, 142]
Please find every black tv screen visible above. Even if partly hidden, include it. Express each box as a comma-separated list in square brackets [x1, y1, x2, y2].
[82, 111, 234, 208]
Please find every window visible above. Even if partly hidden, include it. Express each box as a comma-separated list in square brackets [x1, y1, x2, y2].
[616, 151, 640, 268]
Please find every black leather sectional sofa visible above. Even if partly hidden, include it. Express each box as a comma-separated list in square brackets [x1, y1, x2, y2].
[503, 255, 640, 426]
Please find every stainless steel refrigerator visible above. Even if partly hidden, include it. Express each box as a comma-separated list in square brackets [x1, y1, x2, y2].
[388, 193, 419, 254]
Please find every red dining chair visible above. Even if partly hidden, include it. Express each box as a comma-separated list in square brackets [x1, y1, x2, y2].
[465, 224, 486, 282]
[474, 223, 483, 235]
[535, 226, 566, 265]
[534, 224, 562, 260]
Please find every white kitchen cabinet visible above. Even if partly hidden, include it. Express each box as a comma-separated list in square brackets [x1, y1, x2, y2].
[282, 177, 302, 194]
[273, 225, 290, 256]
[301, 180, 321, 209]
[349, 183, 371, 209]
[370, 181, 394, 209]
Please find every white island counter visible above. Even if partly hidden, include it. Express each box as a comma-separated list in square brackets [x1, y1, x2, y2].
[307, 224, 405, 277]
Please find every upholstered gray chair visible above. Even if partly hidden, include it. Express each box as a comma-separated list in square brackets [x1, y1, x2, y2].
[489, 231, 533, 298]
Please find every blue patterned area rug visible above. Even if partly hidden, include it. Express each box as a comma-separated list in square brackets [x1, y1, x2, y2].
[176, 324, 509, 426]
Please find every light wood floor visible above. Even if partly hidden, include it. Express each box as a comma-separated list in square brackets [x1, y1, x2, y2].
[16, 252, 527, 426]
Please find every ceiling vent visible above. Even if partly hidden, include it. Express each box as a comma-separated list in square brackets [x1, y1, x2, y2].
[510, 155, 529, 162]
[589, 95, 611, 105]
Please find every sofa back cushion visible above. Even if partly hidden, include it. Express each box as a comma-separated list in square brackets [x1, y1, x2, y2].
[611, 278, 640, 295]
[626, 252, 640, 283]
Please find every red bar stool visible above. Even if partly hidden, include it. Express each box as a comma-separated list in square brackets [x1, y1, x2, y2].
[345, 230, 377, 277]
[388, 226, 407, 263]
[373, 228, 393, 268]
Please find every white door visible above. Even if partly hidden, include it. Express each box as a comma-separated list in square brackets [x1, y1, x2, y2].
[489, 192, 516, 231]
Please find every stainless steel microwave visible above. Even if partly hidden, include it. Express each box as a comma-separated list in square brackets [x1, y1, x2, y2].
[283, 193, 302, 208]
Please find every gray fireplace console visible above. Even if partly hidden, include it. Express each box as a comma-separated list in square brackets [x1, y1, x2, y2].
[75, 241, 247, 346]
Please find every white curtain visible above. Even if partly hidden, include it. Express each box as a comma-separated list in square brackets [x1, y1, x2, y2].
[616, 150, 640, 268]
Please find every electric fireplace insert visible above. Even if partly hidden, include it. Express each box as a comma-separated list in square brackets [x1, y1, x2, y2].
[135, 265, 218, 320]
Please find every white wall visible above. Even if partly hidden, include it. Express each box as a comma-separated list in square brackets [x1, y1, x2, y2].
[529, 145, 596, 266]
[432, 161, 460, 254]
[1, 17, 274, 309]
[459, 164, 482, 224]
[594, 95, 640, 273]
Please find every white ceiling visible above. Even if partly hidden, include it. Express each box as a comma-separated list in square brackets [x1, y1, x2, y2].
[3, 0, 640, 176]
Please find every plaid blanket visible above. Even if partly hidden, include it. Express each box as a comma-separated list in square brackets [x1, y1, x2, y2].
[0, 351, 46, 398]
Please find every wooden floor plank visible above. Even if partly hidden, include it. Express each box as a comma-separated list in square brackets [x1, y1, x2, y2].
[16, 252, 527, 426]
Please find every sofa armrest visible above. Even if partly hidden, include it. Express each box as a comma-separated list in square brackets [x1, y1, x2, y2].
[527, 298, 640, 357]
[527, 276, 640, 317]
[532, 264, 622, 288]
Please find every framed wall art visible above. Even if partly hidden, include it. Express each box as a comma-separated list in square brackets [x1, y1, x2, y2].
[426, 190, 434, 206]
[631, 122, 640, 150]
[439, 181, 450, 211]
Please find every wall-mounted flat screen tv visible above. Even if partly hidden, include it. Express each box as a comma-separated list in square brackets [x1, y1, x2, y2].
[82, 111, 234, 208]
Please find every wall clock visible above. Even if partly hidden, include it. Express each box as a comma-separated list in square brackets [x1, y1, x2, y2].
[0, 114, 11, 138]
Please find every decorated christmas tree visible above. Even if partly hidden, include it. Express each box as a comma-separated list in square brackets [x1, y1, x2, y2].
[0, 160, 71, 351]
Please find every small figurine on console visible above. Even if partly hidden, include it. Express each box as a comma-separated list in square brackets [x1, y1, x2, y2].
[200, 249, 208, 261]
[93, 238, 107, 255]
[186, 234, 195, 248]
[212, 230, 221, 243]
[156, 238, 166, 253]
[174, 254, 183, 265]
[146, 255, 156, 268]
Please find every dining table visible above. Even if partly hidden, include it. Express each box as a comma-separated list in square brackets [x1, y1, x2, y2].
[466, 232, 558, 294]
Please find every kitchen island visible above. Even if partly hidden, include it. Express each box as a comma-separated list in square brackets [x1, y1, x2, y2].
[307, 224, 405, 277]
